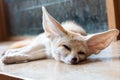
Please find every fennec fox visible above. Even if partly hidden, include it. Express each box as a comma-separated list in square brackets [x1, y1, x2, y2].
[1, 7, 119, 64]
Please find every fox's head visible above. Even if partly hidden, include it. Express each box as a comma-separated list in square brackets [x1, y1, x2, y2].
[42, 7, 119, 64]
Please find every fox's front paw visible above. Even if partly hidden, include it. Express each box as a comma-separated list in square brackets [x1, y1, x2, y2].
[1, 56, 16, 64]
[1, 54, 30, 64]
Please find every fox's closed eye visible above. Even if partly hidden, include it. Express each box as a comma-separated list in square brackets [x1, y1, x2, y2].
[78, 51, 85, 55]
[62, 45, 71, 51]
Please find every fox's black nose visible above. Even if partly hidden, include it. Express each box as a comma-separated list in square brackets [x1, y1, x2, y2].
[71, 57, 78, 64]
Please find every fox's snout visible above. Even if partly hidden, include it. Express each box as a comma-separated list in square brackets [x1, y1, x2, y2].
[70, 57, 78, 64]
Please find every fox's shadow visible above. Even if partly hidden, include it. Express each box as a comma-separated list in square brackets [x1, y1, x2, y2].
[79, 56, 120, 65]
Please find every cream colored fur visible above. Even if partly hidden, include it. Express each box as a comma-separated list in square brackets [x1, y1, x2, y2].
[1, 7, 119, 65]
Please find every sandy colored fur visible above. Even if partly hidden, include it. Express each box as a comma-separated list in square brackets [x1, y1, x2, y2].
[8, 40, 32, 49]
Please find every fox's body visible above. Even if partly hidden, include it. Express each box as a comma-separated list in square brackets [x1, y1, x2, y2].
[1, 7, 119, 65]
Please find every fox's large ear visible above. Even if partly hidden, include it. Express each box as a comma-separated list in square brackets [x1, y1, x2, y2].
[42, 7, 67, 38]
[86, 29, 119, 54]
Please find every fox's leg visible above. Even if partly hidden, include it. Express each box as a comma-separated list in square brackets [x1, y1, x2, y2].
[1, 47, 47, 64]
[1, 35, 48, 64]
[1, 49, 47, 64]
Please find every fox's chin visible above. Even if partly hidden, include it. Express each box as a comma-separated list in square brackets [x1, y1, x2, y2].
[63, 61, 71, 64]
[64, 61, 79, 65]
[61, 58, 75, 65]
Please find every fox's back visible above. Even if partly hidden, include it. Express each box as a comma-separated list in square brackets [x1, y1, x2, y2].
[62, 21, 87, 36]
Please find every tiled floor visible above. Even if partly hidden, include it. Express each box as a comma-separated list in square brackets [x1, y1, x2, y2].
[0, 41, 120, 80]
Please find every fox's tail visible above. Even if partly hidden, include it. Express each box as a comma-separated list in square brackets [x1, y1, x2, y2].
[8, 39, 32, 49]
